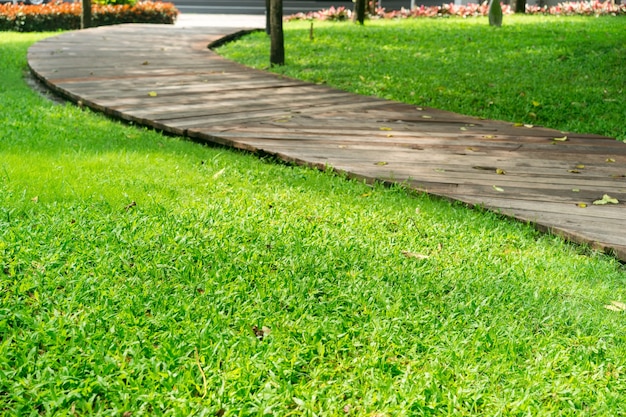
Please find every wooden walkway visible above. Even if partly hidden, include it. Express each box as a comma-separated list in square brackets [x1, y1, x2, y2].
[28, 24, 626, 261]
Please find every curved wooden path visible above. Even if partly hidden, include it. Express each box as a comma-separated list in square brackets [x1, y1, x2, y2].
[28, 24, 626, 261]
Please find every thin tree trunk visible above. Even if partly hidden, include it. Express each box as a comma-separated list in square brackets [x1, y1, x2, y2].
[265, 0, 270, 35]
[488, 0, 503, 26]
[270, 0, 284, 66]
[515, 0, 526, 13]
[81, 0, 92, 29]
[353, 0, 366, 25]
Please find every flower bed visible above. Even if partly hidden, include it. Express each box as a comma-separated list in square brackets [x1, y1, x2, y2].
[285, 1, 626, 21]
[0, 0, 178, 32]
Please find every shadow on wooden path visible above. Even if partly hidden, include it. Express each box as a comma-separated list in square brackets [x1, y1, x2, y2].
[27, 24, 626, 261]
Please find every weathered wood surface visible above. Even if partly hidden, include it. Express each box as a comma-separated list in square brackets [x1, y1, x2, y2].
[28, 24, 626, 261]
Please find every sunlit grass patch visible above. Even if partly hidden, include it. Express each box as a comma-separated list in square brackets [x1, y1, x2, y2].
[1, 29, 626, 416]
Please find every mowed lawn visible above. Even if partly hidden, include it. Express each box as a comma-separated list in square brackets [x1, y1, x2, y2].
[1, 17, 626, 416]
[218, 15, 626, 142]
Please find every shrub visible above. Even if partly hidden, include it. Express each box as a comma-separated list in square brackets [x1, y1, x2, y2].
[0, 0, 178, 32]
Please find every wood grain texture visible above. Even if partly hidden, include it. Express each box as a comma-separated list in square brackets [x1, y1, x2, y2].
[28, 24, 626, 261]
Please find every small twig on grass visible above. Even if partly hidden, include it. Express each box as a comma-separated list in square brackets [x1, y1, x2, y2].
[194, 347, 208, 399]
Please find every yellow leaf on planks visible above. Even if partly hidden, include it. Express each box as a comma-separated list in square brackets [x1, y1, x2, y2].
[593, 194, 619, 205]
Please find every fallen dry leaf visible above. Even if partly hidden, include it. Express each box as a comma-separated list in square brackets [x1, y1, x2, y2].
[493, 185, 504, 192]
[611, 301, 626, 310]
[148, 91, 158, 97]
[606, 158, 616, 163]
[375, 161, 388, 166]
[379, 127, 392, 131]
[402, 251, 429, 260]
[496, 168, 506, 175]
[252, 325, 271, 341]
[553, 136, 568, 142]
[593, 194, 619, 205]
[577, 202, 587, 208]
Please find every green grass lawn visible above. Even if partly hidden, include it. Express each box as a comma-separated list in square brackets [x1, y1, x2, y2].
[1, 24, 626, 416]
[217, 15, 626, 142]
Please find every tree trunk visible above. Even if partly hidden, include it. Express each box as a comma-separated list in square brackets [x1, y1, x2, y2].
[81, 0, 92, 29]
[514, 0, 526, 13]
[488, 0, 503, 26]
[353, 0, 366, 25]
[270, 0, 284, 66]
[265, 0, 270, 35]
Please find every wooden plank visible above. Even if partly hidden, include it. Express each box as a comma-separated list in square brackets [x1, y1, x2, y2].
[27, 24, 626, 262]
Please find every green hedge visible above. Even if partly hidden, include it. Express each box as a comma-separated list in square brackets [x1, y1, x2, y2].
[0, 1, 178, 32]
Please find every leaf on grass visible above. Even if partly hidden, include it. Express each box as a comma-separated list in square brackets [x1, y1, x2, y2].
[212, 168, 226, 179]
[593, 194, 619, 205]
[124, 201, 137, 211]
[379, 126, 393, 131]
[553, 136, 568, 142]
[361, 192, 372, 197]
[493, 185, 504, 192]
[577, 202, 587, 208]
[611, 301, 626, 310]
[31, 196, 38, 203]
[532, 100, 541, 107]
[252, 325, 271, 341]
[148, 91, 158, 97]
[604, 301, 626, 312]
[402, 251, 429, 260]
[375, 161, 388, 166]
[496, 168, 506, 175]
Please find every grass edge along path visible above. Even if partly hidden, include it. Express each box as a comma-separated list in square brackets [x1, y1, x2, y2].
[4, 31, 626, 416]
